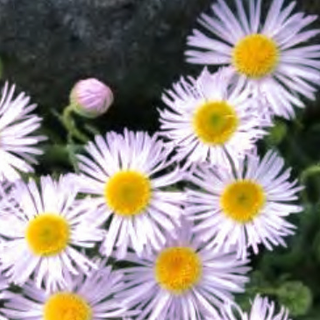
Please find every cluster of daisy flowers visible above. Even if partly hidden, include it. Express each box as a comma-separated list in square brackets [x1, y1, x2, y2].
[0, 0, 319, 319]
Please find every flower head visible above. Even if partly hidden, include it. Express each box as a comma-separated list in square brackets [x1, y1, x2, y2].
[186, 0, 320, 119]
[0, 273, 7, 292]
[0, 175, 105, 291]
[186, 151, 303, 259]
[76, 129, 184, 258]
[118, 221, 250, 320]
[70, 78, 114, 118]
[221, 295, 290, 320]
[0, 83, 45, 181]
[1, 262, 133, 320]
[0, 272, 8, 320]
[159, 67, 269, 167]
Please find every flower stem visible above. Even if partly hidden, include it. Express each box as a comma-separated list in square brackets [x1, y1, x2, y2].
[62, 105, 89, 143]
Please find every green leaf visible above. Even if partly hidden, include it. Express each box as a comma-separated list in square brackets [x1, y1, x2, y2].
[277, 281, 312, 316]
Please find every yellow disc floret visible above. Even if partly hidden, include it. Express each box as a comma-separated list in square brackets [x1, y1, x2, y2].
[25, 213, 70, 256]
[193, 101, 239, 145]
[232, 34, 279, 79]
[154, 246, 202, 294]
[220, 179, 266, 222]
[44, 292, 92, 320]
[104, 170, 151, 216]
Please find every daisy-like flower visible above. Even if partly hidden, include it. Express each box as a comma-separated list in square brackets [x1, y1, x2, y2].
[0, 273, 7, 292]
[0, 175, 105, 291]
[76, 129, 184, 258]
[186, 0, 320, 119]
[118, 221, 250, 320]
[1, 262, 135, 320]
[221, 295, 290, 320]
[0, 272, 8, 294]
[159, 67, 268, 167]
[186, 150, 303, 259]
[0, 272, 9, 320]
[0, 82, 46, 181]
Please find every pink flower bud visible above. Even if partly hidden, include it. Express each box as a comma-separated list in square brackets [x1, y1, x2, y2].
[70, 78, 114, 118]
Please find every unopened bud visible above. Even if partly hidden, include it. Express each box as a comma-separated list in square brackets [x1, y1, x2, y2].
[69, 78, 114, 118]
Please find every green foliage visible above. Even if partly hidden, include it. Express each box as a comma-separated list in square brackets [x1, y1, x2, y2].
[265, 119, 288, 146]
[277, 281, 312, 317]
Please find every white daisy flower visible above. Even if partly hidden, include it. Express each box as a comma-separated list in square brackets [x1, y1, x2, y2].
[0, 271, 9, 320]
[0, 175, 105, 292]
[186, 0, 320, 119]
[76, 129, 184, 259]
[221, 295, 290, 320]
[186, 150, 303, 259]
[1, 262, 135, 320]
[0, 273, 8, 320]
[0, 82, 46, 181]
[159, 67, 269, 168]
[0, 273, 7, 292]
[118, 221, 250, 320]
[0, 271, 8, 298]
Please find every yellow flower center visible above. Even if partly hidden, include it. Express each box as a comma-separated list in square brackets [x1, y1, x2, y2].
[25, 213, 70, 256]
[104, 170, 151, 216]
[154, 246, 202, 294]
[220, 180, 266, 222]
[232, 34, 279, 78]
[44, 292, 92, 320]
[193, 101, 239, 145]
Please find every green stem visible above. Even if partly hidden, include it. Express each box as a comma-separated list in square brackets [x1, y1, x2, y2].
[66, 140, 80, 173]
[300, 165, 320, 184]
[62, 105, 89, 143]
[299, 164, 320, 203]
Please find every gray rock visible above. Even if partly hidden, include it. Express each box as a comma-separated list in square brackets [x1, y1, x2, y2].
[0, 0, 319, 135]
[0, 0, 212, 133]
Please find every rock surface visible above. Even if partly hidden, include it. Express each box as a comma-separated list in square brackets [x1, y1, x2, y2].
[0, 0, 213, 134]
[0, 0, 319, 135]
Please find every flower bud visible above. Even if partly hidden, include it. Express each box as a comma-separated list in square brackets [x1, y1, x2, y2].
[69, 78, 113, 118]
